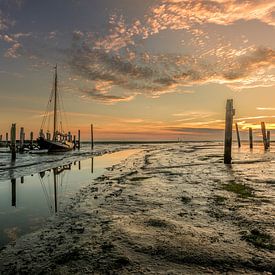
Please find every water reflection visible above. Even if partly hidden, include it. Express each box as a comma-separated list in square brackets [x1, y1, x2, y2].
[0, 150, 138, 248]
[11, 178, 16, 207]
[0, 157, 95, 247]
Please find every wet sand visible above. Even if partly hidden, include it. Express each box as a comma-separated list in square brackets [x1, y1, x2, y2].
[0, 144, 274, 274]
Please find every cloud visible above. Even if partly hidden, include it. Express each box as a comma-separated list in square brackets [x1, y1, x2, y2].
[80, 87, 135, 104]
[67, 34, 275, 102]
[147, 0, 275, 36]
[0, 0, 274, 104]
[0, 10, 13, 31]
[256, 107, 275, 111]
[165, 127, 224, 136]
[4, 42, 22, 58]
[172, 111, 217, 122]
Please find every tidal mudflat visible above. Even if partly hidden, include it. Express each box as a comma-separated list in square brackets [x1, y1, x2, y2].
[0, 142, 274, 274]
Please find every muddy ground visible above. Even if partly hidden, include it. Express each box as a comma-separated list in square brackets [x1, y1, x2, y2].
[0, 143, 274, 274]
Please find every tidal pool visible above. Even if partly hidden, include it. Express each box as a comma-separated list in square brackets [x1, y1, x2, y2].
[0, 149, 140, 247]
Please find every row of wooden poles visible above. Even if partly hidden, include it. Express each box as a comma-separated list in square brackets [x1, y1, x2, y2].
[235, 122, 270, 150]
[1, 123, 94, 161]
[224, 99, 271, 164]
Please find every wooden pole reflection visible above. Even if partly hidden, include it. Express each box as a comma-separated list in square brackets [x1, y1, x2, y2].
[11, 178, 16, 207]
[91, 157, 94, 174]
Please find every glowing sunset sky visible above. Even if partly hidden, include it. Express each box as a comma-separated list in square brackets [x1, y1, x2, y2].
[0, 0, 274, 140]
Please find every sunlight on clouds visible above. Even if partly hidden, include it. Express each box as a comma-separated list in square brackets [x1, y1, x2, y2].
[0, 0, 274, 139]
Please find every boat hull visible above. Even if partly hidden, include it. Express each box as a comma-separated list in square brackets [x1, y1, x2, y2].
[37, 137, 74, 152]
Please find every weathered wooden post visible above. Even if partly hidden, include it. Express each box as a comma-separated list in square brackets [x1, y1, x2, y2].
[30, 131, 34, 150]
[235, 123, 241, 148]
[73, 135, 76, 149]
[10, 124, 16, 160]
[6, 132, 8, 147]
[78, 130, 81, 150]
[224, 99, 235, 164]
[0, 135, 2, 142]
[261, 122, 268, 150]
[91, 124, 94, 150]
[267, 130, 271, 148]
[19, 127, 24, 153]
[249, 128, 253, 149]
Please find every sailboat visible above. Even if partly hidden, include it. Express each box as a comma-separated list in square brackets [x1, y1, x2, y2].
[37, 65, 74, 152]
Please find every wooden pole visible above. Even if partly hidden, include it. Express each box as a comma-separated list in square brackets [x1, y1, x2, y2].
[19, 127, 24, 153]
[78, 130, 81, 149]
[73, 135, 76, 149]
[30, 131, 34, 150]
[224, 99, 235, 164]
[91, 124, 94, 150]
[235, 123, 241, 148]
[10, 124, 16, 160]
[261, 122, 268, 150]
[6, 132, 8, 147]
[249, 128, 253, 149]
[267, 130, 271, 148]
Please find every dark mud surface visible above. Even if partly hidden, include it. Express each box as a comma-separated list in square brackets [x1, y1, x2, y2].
[0, 143, 274, 274]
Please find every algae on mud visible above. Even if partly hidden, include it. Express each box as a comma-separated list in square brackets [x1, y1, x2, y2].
[222, 181, 255, 198]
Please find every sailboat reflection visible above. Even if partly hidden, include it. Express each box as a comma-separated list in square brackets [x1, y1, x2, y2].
[8, 157, 94, 212]
[39, 164, 72, 213]
[38, 158, 94, 214]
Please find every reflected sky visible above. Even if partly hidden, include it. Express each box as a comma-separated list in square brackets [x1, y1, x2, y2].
[0, 149, 139, 247]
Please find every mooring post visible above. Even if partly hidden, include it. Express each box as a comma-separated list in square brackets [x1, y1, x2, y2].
[78, 130, 81, 150]
[267, 130, 271, 148]
[73, 135, 76, 149]
[224, 99, 235, 164]
[30, 131, 34, 150]
[91, 124, 94, 150]
[261, 122, 268, 150]
[19, 127, 24, 153]
[235, 123, 241, 148]
[10, 124, 16, 160]
[6, 132, 8, 147]
[249, 128, 253, 149]
[0, 135, 2, 142]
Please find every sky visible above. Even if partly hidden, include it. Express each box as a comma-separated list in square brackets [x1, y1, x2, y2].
[0, 0, 274, 141]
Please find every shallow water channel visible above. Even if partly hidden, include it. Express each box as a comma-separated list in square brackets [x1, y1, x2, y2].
[0, 149, 140, 247]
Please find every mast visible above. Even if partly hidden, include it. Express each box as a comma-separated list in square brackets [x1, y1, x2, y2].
[53, 65, 58, 141]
